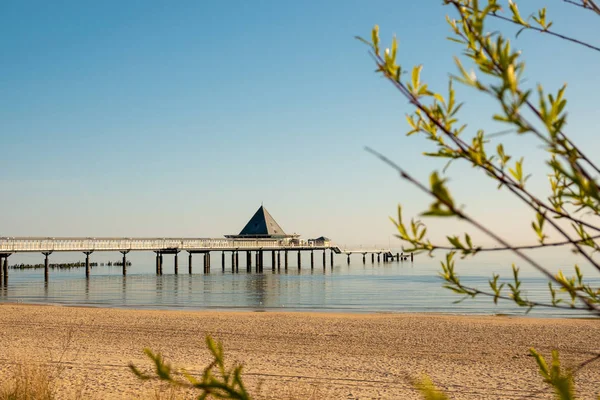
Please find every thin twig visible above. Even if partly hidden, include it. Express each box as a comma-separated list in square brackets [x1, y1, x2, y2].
[445, 0, 600, 52]
[416, 234, 600, 253]
[563, 0, 600, 15]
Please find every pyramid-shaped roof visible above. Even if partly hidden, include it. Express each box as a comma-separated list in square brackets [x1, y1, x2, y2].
[237, 206, 287, 237]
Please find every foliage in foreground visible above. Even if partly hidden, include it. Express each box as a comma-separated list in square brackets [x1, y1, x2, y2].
[132, 335, 589, 400]
[0, 363, 55, 400]
[129, 336, 251, 400]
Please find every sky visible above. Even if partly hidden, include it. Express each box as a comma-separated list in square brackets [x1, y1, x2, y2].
[1, 1, 598, 256]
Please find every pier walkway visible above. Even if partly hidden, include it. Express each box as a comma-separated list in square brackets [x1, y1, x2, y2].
[0, 237, 408, 282]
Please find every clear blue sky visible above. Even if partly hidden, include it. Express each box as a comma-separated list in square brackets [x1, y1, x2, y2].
[1, 1, 598, 251]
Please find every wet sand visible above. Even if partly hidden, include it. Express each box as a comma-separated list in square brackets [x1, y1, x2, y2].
[0, 304, 598, 399]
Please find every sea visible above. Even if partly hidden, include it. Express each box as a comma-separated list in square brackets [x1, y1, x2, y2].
[0, 251, 596, 318]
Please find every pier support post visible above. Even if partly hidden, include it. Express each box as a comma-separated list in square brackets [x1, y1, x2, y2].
[277, 251, 281, 270]
[120, 251, 129, 276]
[322, 250, 326, 267]
[411, 253, 414, 262]
[347, 254, 350, 265]
[297, 251, 301, 270]
[203, 253, 208, 273]
[397, 253, 400, 262]
[377, 253, 380, 262]
[43, 252, 51, 281]
[155, 252, 160, 275]
[222, 251, 225, 272]
[235, 251, 239, 273]
[259, 250, 264, 272]
[174, 252, 178, 275]
[363, 254, 366, 264]
[159, 253, 163, 275]
[84, 251, 93, 278]
[0, 256, 3, 286]
[188, 252, 192, 274]
[284, 251, 288, 270]
[247, 251, 251, 271]
[371, 253, 374, 264]
[330, 250, 333, 267]
[271, 251, 276, 271]
[207, 252, 211, 271]
[310, 251, 314, 269]
[3, 255, 9, 282]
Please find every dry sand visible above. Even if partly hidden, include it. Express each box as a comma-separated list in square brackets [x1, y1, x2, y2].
[0, 304, 598, 399]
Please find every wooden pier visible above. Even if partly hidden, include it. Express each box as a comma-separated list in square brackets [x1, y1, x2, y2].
[0, 206, 413, 283]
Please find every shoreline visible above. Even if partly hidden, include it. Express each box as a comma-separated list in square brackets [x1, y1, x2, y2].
[1, 301, 595, 319]
[0, 304, 598, 399]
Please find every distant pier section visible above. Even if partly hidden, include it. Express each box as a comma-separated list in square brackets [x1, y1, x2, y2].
[0, 206, 411, 282]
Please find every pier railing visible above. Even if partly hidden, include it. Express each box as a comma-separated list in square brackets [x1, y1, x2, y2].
[0, 237, 335, 253]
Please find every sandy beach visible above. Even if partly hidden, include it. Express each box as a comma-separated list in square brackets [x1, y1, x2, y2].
[0, 304, 597, 399]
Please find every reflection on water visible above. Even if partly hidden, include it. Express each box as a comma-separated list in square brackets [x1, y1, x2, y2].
[0, 258, 594, 317]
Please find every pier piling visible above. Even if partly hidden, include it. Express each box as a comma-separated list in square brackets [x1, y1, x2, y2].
[277, 251, 281, 270]
[284, 251, 288, 270]
[371, 253, 374, 264]
[188, 252, 192, 274]
[2, 255, 8, 283]
[174, 252, 178, 275]
[330, 250, 333, 267]
[235, 251, 239, 273]
[222, 251, 225, 272]
[297, 251, 301, 270]
[159, 253, 163, 275]
[43, 252, 51, 281]
[247, 251, 251, 271]
[310, 251, 314, 269]
[120, 251, 129, 276]
[272, 251, 276, 271]
[322, 250, 326, 267]
[84, 251, 93, 278]
[362, 254, 366, 264]
[347, 254, 350, 265]
[0, 256, 3, 286]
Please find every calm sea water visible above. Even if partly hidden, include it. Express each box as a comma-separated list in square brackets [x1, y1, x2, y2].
[0, 253, 594, 317]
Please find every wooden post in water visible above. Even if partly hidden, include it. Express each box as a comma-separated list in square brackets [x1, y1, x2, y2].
[203, 253, 208, 273]
[247, 251, 251, 270]
[222, 251, 225, 272]
[330, 250, 334, 267]
[43, 252, 51, 281]
[155, 252, 160, 275]
[235, 251, 239, 273]
[377, 253, 380, 262]
[362, 254, 366, 264]
[231, 252, 235, 272]
[322, 250, 326, 267]
[255, 252, 259, 272]
[347, 254, 350, 264]
[84, 251, 93, 278]
[371, 253, 374, 264]
[310, 251, 314, 269]
[259, 250, 264, 272]
[174, 252, 178, 274]
[0, 256, 3, 286]
[159, 253, 163, 275]
[277, 251, 281, 270]
[411, 253, 414, 262]
[284, 250, 288, 270]
[271, 251, 276, 271]
[120, 251, 128, 276]
[188, 252, 192, 274]
[3, 256, 7, 281]
[297, 251, 301, 270]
